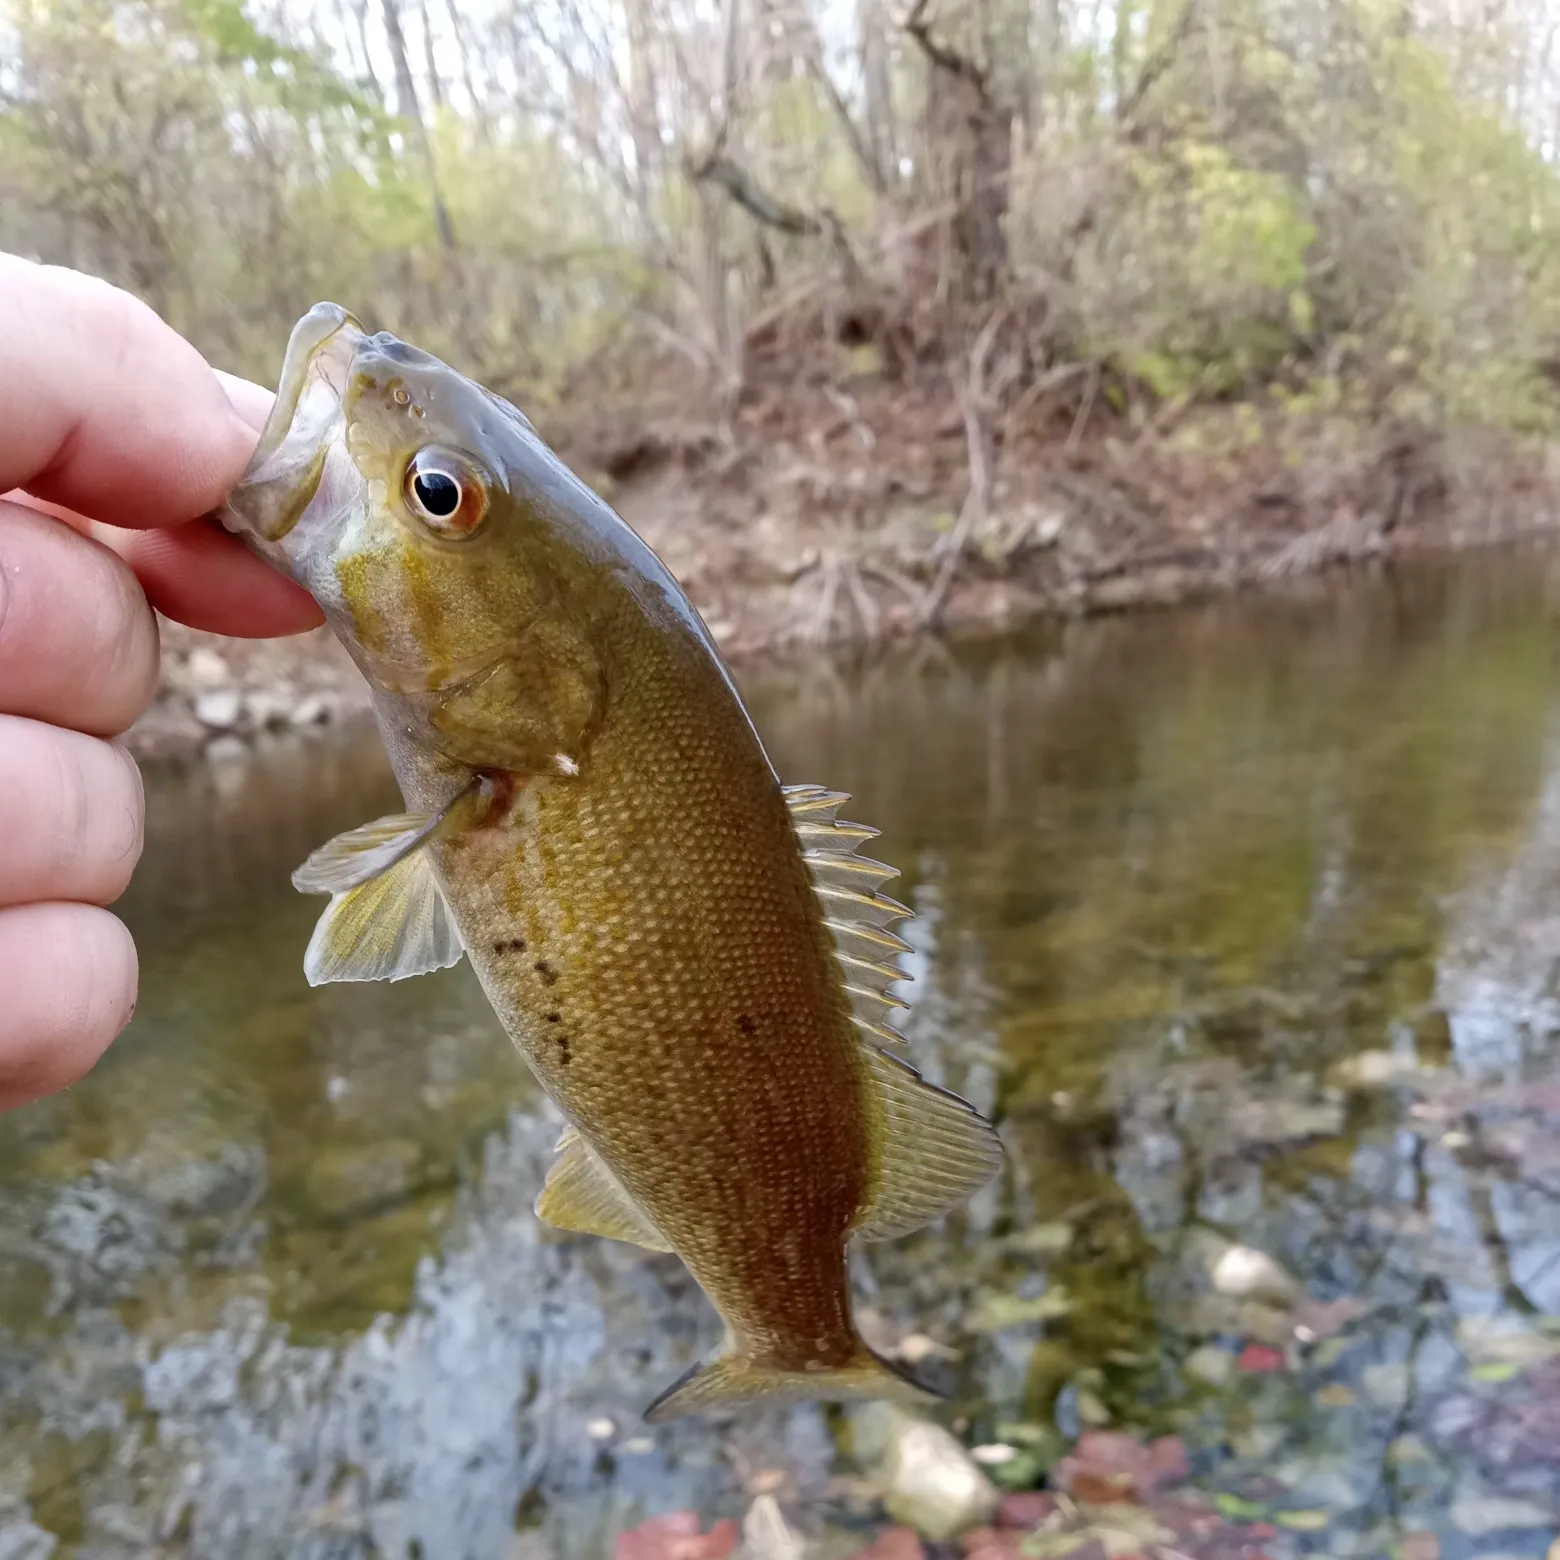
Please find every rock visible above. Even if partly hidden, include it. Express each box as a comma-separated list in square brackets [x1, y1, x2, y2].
[193, 688, 243, 729]
[203, 734, 248, 765]
[1211, 1244, 1300, 1304]
[291, 693, 331, 727]
[1449, 1492, 1555, 1537]
[244, 689, 294, 729]
[1185, 1344, 1236, 1387]
[184, 647, 231, 688]
[1362, 1361, 1411, 1409]
[849, 1531, 924, 1560]
[881, 1414, 999, 1541]
[971, 1444, 1017, 1466]
[741, 1496, 805, 1560]
[1328, 1050, 1426, 1089]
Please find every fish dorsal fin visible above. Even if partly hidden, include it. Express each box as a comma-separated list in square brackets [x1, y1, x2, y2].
[536, 1128, 673, 1252]
[854, 1047, 1004, 1242]
[293, 799, 470, 986]
[784, 784, 914, 1046]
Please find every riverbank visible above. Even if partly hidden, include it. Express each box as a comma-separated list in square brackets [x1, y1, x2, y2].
[126, 379, 1560, 762]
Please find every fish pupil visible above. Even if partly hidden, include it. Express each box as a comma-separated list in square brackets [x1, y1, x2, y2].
[413, 470, 461, 518]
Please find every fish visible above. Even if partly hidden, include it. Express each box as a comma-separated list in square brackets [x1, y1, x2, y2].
[219, 303, 1004, 1421]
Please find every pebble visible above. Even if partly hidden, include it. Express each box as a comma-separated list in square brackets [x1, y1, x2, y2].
[204, 735, 248, 765]
[1449, 1492, 1556, 1537]
[291, 693, 331, 727]
[245, 689, 294, 729]
[184, 647, 230, 688]
[585, 1416, 616, 1441]
[1185, 1344, 1236, 1387]
[193, 688, 243, 729]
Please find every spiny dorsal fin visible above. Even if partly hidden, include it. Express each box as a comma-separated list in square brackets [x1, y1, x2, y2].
[536, 1128, 673, 1252]
[784, 783, 913, 1045]
[854, 1047, 1004, 1241]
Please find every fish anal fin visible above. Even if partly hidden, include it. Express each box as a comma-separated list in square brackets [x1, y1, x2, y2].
[302, 847, 465, 985]
[535, 1131, 672, 1253]
[642, 1339, 939, 1423]
[854, 1048, 1004, 1242]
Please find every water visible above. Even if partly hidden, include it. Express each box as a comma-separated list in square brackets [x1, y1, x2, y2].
[4, 553, 1560, 1558]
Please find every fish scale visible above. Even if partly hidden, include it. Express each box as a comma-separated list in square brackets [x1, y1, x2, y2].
[221, 301, 1004, 1420]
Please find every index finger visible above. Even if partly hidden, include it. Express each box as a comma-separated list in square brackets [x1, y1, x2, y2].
[0, 254, 263, 529]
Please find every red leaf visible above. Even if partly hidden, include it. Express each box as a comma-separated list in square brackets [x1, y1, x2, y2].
[616, 1514, 739, 1560]
[1055, 1431, 1190, 1503]
[1236, 1345, 1285, 1373]
[850, 1529, 926, 1560]
[961, 1532, 1027, 1560]
[997, 1492, 1060, 1529]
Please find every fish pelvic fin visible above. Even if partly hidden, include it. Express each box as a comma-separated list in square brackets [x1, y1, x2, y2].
[535, 1128, 673, 1253]
[642, 1338, 941, 1424]
[293, 780, 479, 985]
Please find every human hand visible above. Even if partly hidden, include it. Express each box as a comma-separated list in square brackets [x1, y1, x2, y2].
[0, 254, 324, 1108]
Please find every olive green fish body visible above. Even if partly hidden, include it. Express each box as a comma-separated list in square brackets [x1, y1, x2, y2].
[221, 304, 1003, 1420]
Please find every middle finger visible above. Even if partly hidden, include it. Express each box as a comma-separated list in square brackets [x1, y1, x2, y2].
[0, 716, 145, 908]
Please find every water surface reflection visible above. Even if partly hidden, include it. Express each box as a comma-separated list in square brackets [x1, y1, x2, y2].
[4, 554, 1560, 1557]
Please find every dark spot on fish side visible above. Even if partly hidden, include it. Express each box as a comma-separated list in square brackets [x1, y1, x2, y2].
[737, 1013, 758, 1035]
[534, 959, 558, 986]
[493, 937, 527, 954]
[556, 1034, 572, 1066]
[545, 1011, 561, 1023]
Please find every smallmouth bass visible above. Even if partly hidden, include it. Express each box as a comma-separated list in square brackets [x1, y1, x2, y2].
[221, 304, 1003, 1420]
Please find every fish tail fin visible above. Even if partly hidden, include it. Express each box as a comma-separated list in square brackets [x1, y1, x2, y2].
[642, 1338, 942, 1423]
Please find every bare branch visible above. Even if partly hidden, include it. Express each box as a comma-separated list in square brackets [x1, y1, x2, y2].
[902, 0, 987, 90]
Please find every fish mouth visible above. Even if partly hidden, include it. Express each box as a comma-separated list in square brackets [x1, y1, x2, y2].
[219, 303, 368, 554]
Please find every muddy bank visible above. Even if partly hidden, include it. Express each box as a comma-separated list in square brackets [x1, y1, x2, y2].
[126, 391, 1560, 762]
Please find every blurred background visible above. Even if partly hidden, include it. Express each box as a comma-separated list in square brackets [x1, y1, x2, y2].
[6, 2, 1560, 1558]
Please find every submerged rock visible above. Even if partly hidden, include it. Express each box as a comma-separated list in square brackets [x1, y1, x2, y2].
[880, 1413, 999, 1542]
[1210, 1244, 1300, 1304]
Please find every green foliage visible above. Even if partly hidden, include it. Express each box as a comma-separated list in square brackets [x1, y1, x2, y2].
[3, 0, 1560, 437]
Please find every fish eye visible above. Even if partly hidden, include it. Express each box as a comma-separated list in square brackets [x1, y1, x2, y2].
[402, 447, 489, 538]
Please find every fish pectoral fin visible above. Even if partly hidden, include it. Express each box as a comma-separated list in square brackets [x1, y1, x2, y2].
[293, 783, 479, 985]
[301, 847, 465, 985]
[854, 1047, 1005, 1242]
[642, 1341, 939, 1423]
[293, 783, 479, 895]
[535, 1129, 673, 1253]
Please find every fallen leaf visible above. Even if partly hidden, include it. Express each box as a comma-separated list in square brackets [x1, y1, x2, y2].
[616, 1514, 739, 1560]
[1471, 1361, 1522, 1383]
[1054, 1432, 1188, 1504]
[1402, 1532, 1440, 1560]
[1236, 1344, 1285, 1373]
[1274, 1510, 1329, 1531]
[1212, 1495, 1268, 1522]
[850, 1529, 924, 1560]
[1291, 1296, 1369, 1341]
[1317, 1384, 1354, 1406]
[961, 1530, 1025, 1560]
[997, 1492, 1059, 1528]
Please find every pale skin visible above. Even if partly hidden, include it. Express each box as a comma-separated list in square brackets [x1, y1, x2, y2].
[0, 254, 323, 1109]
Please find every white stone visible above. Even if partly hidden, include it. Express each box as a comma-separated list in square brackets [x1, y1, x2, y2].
[194, 688, 243, 729]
